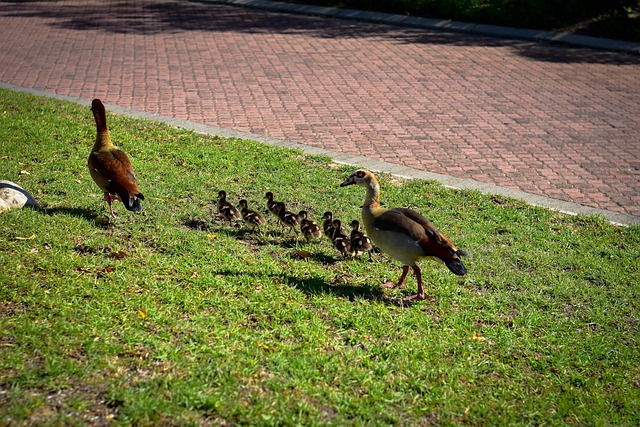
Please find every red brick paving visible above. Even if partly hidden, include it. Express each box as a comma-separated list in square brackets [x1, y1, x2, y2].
[1, 0, 639, 218]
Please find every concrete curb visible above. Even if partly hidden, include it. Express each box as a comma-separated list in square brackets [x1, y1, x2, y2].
[201, 0, 640, 54]
[2, 82, 638, 226]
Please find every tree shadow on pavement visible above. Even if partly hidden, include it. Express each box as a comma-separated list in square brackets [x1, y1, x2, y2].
[1, 0, 638, 65]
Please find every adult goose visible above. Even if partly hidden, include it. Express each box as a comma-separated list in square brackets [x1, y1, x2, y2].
[87, 99, 144, 217]
[341, 169, 467, 300]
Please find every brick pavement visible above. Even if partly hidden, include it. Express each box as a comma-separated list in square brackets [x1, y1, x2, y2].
[1, 0, 639, 219]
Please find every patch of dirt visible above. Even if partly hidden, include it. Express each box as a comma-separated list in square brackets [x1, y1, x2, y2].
[7, 382, 117, 427]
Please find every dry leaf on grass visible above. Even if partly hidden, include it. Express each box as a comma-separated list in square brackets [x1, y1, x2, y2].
[110, 251, 128, 259]
[15, 235, 36, 241]
[469, 333, 486, 342]
[257, 342, 276, 352]
[297, 250, 311, 259]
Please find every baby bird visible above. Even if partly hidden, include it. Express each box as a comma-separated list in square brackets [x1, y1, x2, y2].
[349, 219, 373, 258]
[330, 219, 353, 258]
[323, 211, 335, 241]
[238, 199, 267, 231]
[275, 202, 300, 234]
[330, 219, 349, 241]
[264, 191, 281, 219]
[298, 210, 322, 242]
[332, 236, 354, 258]
[217, 190, 241, 226]
[88, 99, 144, 217]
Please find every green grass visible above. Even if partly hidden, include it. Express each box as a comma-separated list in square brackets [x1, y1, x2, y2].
[1, 88, 639, 426]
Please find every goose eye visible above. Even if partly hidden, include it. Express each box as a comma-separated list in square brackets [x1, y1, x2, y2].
[356, 170, 366, 178]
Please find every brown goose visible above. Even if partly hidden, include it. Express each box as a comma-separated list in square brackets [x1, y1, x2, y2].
[87, 99, 144, 217]
[341, 169, 467, 300]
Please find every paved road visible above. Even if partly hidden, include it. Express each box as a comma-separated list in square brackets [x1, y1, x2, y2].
[1, 0, 639, 221]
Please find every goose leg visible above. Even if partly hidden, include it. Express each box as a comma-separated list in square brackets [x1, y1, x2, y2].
[404, 265, 426, 300]
[384, 265, 410, 289]
[104, 193, 120, 217]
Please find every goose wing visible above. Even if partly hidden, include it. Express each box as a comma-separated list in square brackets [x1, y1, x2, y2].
[372, 208, 464, 260]
[89, 149, 140, 197]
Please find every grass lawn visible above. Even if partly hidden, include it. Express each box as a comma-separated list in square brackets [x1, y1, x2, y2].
[1, 89, 639, 425]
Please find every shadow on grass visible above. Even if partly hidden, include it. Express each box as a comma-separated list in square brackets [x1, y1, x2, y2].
[286, 273, 428, 307]
[212, 268, 407, 305]
[284, 273, 390, 303]
[183, 217, 216, 232]
[187, 216, 333, 251]
[45, 206, 100, 222]
[184, 217, 275, 243]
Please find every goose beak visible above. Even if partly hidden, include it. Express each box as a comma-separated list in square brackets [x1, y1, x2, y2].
[340, 175, 356, 187]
